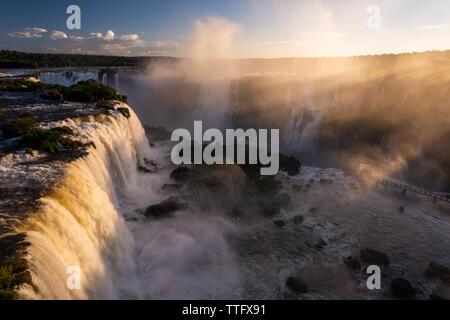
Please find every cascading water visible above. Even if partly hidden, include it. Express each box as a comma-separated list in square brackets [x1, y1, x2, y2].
[193, 78, 232, 130]
[16, 107, 154, 299]
[39, 71, 100, 87]
[101, 73, 107, 86]
[284, 82, 322, 156]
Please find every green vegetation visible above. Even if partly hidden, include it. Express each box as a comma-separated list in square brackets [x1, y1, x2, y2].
[118, 107, 131, 118]
[25, 147, 34, 156]
[1, 118, 37, 139]
[40, 89, 62, 100]
[0, 78, 47, 92]
[0, 50, 179, 69]
[0, 253, 32, 300]
[21, 126, 82, 153]
[97, 101, 115, 110]
[21, 111, 34, 118]
[63, 80, 127, 103]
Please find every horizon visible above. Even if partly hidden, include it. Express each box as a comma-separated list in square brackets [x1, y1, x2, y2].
[2, 0, 450, 58]
[3, 48, 450, 60]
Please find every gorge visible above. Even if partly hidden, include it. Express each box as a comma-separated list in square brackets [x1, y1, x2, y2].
[1, 52, 450, 300]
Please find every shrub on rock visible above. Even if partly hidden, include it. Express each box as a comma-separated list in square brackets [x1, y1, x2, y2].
[279, 154, 301, 176]
[426, 262, 450, 285]
[293, 215, 304, 225]
[118, 108, 130, 118]
[2, 117, 36, 138]
[0, 253, 32, 300]
[144, 126, 171, 142]
[256, 176, 282, 194]
[21, 126, 81, 154]
[360, 248, 390, 265]
[63, 79, 127, 103]
[144, 196, 185, 218]
[344, 256, 362, 270]
[391, 278, 416, 299]
[273, 220, 285, 227]
[170, 166, 191, 182]
[40, 89, 62, 100]
[286, 276, 308, 294]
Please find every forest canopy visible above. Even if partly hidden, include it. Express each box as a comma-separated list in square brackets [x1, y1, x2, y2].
[0, 50, 177, 69]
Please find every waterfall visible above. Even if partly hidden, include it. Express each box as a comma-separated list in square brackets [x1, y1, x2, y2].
[102, 73, 107, 86]
[193, 78, 232, 131]
[284, 82, 322, 155]
[114, 73, 120, 91]
[39, 71, 99, 87]
[15, 106, 153, 299]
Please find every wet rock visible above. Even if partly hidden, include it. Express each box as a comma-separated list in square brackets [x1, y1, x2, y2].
[320, 178, 334, 184]
[273, 220, 285, 227]
[391, 278, 416, 299]
[273, 193, 291, 207]
[293, 215, 304, 225]
[170, 166, 191, 182]
[399, 206, 405, 213]
[138, 165, 153, 174]
[262, 204, 281, 217]
[144, 126, 171, 142]
[308, 207, 317, 214]
[279, 154, 301, 176]
[144, 196, 185, 218]
[255, 176, 282, 194]
[360, 248, 390, 265]
[344, 256, 362, 270]
[292, 184, 303, 192]
[161, 184, 182, 192]
[315, 238, 327, 249]
[286, 276, 308, 294]
[229, 207, 242, 218]
[429, 293, 446, 300]
[426, 262, 450, 285]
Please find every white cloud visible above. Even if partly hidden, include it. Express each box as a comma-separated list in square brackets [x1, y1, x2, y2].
[151, 40, 180, 48]
[6, 27, 179, 56]
[104, 30, 115, 40]
[119, 34, 140, 41]
[7, 27, 47, 38]
[415, 24, 450, 31]
[90, 32, 103, 39]
[299, 31, 348, 38]
[50, 31, 68, 40]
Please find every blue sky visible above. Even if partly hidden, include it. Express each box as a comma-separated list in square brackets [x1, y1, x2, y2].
[1, 0, 450, 57]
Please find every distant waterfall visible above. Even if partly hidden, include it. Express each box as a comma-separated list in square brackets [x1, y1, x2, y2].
[284, 82, 322, 155]
[39, 71, 100, 87]
[193, 78, 232, 131]
[16, 106, 153, 299]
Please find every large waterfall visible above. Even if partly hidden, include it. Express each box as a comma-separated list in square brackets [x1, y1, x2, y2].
[16, 107, 153, 299]
[193, 78, 232, 130]
[284, 82, 322, 155]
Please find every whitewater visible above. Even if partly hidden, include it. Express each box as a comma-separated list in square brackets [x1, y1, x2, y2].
[14, 105, 156, 299]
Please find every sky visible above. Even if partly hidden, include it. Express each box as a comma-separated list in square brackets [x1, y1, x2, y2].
[1, 0, 450, 58]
